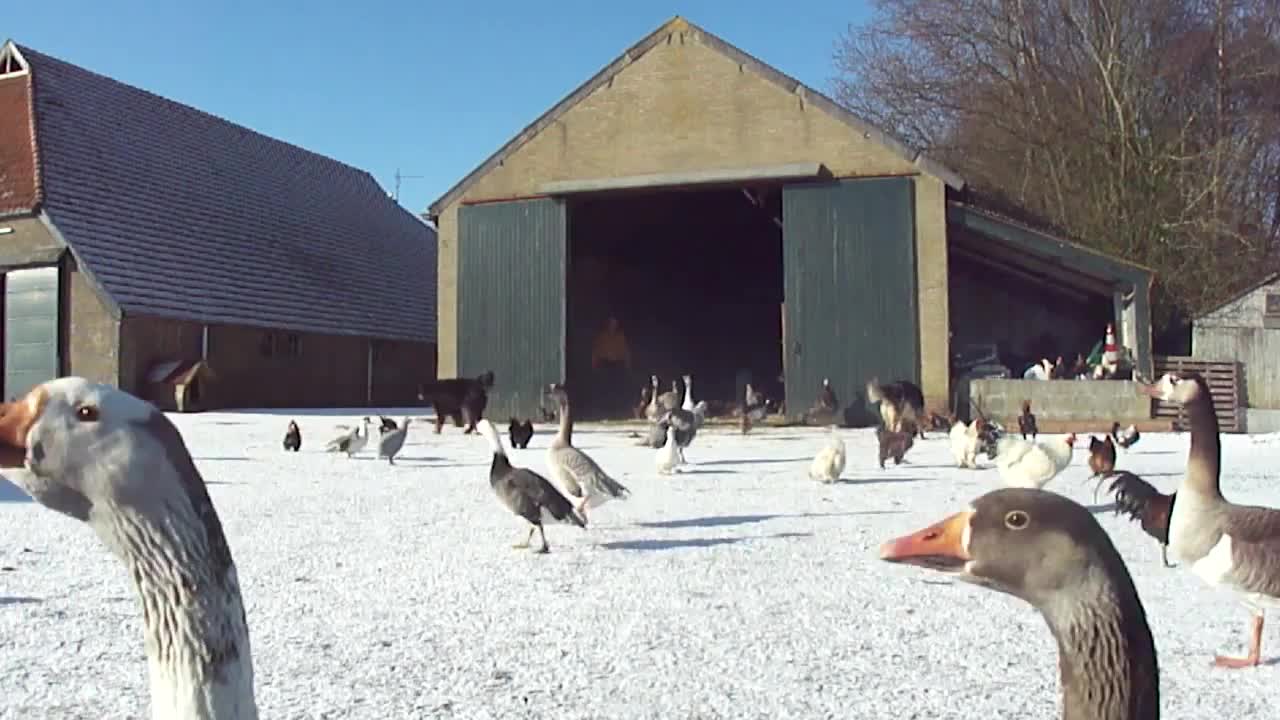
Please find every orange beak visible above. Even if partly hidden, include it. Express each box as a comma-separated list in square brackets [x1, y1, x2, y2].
[0, 386, 46, 468]
[880, 511, 974, 571]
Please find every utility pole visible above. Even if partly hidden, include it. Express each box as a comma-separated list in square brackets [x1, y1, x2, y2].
[393, 168, 424, 203]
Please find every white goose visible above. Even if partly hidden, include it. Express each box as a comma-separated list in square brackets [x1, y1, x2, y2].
[0, 377, 257, 719]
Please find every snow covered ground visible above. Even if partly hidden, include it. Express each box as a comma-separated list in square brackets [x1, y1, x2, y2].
[1, 410, 1277, 719]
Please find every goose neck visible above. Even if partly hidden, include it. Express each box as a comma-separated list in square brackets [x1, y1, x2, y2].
[1184, 384, 1222, 499]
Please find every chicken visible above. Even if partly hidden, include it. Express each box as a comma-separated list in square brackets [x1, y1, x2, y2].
[948, 417, 986, 469]
[508, 417, 534, 449]
[808, 431, 846, 484]
[877, 424, 915, 469]
[1017, 399, 1038, 440]
[1110, 421, 1140, 450]
[987, 433, 1076, 489]
[1106, 470, 1176, 568]
[1087, 434, 1118, 500]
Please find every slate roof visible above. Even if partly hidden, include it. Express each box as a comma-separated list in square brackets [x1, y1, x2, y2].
[7, 41, 436, 344]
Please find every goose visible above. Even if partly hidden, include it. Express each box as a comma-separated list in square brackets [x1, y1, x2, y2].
[325, 417, 369, 457]
[644, 376, 663, 421]
[0, 377, 258, 719]
[1139, 372, 1280, 668]
[657, 379, 680, 413]
[282, 420, 301, 452]
[544, 383, 631, 521]
[741, 383, 767, 434]
[378, 417, 411, 464]
[377, 416, 398, 435]
[808, 429, 846, 484]
[475, 418, 585, 553]
[881, 487, 1159, 719]
[655, 425, 682, 475]
[681, 374, 696, 412]
[663, 404, 707, 462]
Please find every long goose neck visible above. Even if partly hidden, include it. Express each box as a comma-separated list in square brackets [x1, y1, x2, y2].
[1043, 571, 1160, 720]
[100, 503, 257, 719]
[1184, 380, 1222, 499]
[555, 396, 573, 446]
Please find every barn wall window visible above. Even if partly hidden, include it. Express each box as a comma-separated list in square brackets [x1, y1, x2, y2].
[1265, 293, 1280, 317]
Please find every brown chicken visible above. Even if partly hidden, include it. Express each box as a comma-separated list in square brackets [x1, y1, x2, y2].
[1017, 399, 1038, 440]
[876, 422, 916, 469]
[1086, 434, 1117, 500]
[1107, 470, 1177, 568]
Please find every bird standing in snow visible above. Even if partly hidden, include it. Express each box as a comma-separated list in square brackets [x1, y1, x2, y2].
[325, 417, 370, 458]
[283, 420, 301, 452]
[378, 418, 411, 464]
[809, 429, 846, 483]
[544, 383, 631, 522]
[988, 433, 1076, 489]
[655, 425, 682, 475]
[476, 418, 585, 554]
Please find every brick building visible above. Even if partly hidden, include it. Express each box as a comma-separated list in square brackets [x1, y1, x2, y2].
[427, 16, 1153, 422]
[0, 41, 436, 410]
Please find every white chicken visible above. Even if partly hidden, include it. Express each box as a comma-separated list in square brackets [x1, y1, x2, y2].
[655, 425, 682, 475]
[808, 430, 847, 484]
[989, 433, 1077, 489]
[948, 417, 985, 469]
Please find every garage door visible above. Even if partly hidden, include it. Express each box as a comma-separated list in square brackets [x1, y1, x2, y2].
[4, 266, 61, 400]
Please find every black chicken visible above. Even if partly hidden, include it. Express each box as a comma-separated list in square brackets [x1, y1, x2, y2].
[378, 416, 399, 435]
[508, 417, 535, 449]
[1107, 470, 1177, 568]
[1111, 421, 1140, 449]
[283, 420, 302, 452]
[1017, 399, 1038, 440]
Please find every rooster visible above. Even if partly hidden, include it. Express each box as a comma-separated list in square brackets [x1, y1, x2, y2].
[1017, 399, 1038, 440]
[1110, 421, 1140, 450]
[1106, 470, 1176, 568]
[987, 433, 1076, 489]
[1086, 434, 1117, 499]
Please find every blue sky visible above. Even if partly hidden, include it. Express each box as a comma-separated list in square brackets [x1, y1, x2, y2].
[7, 1, 873, 217]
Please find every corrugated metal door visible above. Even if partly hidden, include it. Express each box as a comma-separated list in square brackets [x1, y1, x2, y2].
[4, 266, 61, 400]
[783, 178, 919, 425]
[457, 198, 566, 419]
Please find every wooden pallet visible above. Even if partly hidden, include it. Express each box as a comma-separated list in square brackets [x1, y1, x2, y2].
[1151, 356, 1244, 433]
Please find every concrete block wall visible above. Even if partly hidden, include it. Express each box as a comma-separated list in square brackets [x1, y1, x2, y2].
[969, 378, 1152, 430]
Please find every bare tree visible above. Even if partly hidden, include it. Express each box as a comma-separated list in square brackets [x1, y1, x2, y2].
[833, 0, 1280, 327]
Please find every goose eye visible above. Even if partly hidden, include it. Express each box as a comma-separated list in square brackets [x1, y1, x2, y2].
[75, 405, 100, 422]
[1004, 510, 1030, 530]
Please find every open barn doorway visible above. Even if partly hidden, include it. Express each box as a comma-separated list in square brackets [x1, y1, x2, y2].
[948, 227, 1118, 412]
[565, 185, 785, 420]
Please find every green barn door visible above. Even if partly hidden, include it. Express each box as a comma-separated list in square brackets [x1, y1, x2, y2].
[4, 266, 61, 400]
[783, 178, 919, 425]
[457, 198, 566, 420]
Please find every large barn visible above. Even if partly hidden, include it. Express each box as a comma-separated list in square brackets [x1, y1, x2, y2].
[0, 41, 437, 409]
[426, 17, 1154, 422]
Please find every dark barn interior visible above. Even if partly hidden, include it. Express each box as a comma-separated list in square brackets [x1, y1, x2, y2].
[948, 227, 1116, 382]
[565, 185, 785, 419]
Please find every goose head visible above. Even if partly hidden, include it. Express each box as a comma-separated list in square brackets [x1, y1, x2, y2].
[0, 377, 186, 522]
[0, 377, 258, 717]
[546, 382, 569, 407]
[881, 488, 1122, 606]
[1137, 371, 1203, 405]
